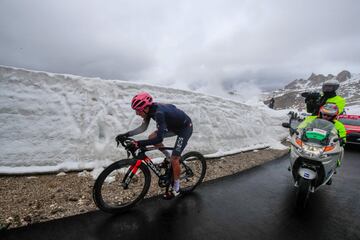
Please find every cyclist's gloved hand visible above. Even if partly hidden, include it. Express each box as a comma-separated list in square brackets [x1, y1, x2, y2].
[115, 133, 129, 146]
[128, 141, 139, 151]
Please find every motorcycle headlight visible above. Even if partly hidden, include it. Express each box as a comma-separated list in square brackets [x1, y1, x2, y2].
[302, 144, 323, 156]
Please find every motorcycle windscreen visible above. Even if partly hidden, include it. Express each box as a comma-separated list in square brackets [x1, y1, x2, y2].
[303, 119, 336, 144]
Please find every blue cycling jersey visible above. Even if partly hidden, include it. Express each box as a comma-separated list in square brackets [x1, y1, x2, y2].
[127, 103, 192, 147]
[151, 103, 191, 131]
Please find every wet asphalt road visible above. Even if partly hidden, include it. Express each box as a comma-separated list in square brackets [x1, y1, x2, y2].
[2, 145, 360, 240]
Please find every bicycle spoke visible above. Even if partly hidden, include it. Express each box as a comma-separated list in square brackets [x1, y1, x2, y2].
[93, 160, 151, 212]
[179, 153, 206, 192]
[101, 166, 146, 206]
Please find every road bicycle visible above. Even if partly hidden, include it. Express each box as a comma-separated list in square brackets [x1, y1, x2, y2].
[93, 138, 207, 213]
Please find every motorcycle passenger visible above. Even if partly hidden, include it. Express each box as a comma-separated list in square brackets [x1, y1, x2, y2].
[115, 92, 193, 199]
[318, 79, 346, 115]
[298, 103, 346, 166]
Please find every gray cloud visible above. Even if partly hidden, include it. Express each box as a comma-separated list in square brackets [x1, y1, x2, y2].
[1, 0, 359, 93]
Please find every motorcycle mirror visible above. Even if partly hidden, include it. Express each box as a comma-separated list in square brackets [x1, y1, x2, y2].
[282, 122, 290, 128]
[290, 129, 300, 136]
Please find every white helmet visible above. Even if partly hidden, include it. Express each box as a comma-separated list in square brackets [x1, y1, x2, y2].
[322, 79, 339, 93]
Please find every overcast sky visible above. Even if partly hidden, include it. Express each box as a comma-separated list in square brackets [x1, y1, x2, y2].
[1, 0, 359, 93]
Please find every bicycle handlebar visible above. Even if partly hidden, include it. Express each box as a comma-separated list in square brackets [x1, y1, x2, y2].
[118, 137, 174, 158]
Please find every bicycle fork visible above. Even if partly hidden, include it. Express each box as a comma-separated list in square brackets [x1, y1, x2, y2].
[122, 160, 142, 189]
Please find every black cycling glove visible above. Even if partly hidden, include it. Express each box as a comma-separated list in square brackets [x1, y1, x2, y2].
[115, 133, 129, 145]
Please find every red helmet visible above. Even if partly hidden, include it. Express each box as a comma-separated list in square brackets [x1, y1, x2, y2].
[131, 92, 153, 111]
[319, 103, 339, 120]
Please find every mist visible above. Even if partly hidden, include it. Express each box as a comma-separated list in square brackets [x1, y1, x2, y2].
[1, 0, 359, 99]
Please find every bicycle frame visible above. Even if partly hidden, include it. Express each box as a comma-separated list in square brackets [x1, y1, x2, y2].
[122, 147, 174, 188]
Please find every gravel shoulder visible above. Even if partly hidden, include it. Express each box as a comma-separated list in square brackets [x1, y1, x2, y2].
[0, 148, 288, 229]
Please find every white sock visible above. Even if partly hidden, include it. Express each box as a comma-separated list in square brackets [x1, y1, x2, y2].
[173, 180, 180, 192]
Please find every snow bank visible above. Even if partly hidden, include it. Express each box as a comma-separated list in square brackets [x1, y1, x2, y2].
[0, 66, 288, 174]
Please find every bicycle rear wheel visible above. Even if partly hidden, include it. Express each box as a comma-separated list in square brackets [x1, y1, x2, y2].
[179, 151, 207, 193]
[93, 159, 151, 213]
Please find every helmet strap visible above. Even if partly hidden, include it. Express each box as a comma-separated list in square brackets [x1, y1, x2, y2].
[143, 106, 150, 114]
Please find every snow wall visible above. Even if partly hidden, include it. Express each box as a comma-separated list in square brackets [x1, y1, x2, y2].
[0, 66, 288, 173]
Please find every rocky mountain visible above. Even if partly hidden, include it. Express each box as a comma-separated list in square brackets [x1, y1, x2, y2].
[264, 70, 360, 112]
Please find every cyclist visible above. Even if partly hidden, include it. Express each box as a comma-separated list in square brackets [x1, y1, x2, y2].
[297, 103, 346, 166]
[116, 92, 193, 199]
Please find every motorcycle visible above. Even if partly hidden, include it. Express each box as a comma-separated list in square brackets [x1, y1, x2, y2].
[282, 117, 344, 209]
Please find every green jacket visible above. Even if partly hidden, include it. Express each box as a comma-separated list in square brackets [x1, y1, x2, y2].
[325, 95, 346, 114]
[298, 116, 347, 141]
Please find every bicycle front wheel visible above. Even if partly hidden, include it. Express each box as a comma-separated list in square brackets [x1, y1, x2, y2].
[179, 151, 207, 193]
[93, 159, 151, 213]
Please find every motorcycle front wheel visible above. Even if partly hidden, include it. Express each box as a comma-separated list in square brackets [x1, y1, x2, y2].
[296, 177, 311, 209]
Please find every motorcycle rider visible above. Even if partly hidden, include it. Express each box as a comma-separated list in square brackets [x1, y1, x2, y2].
[318, 79, 346, 114]
[115, 92, 193, 199]
[302, 79, 346, 116]
[297, 103, 346, 166]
